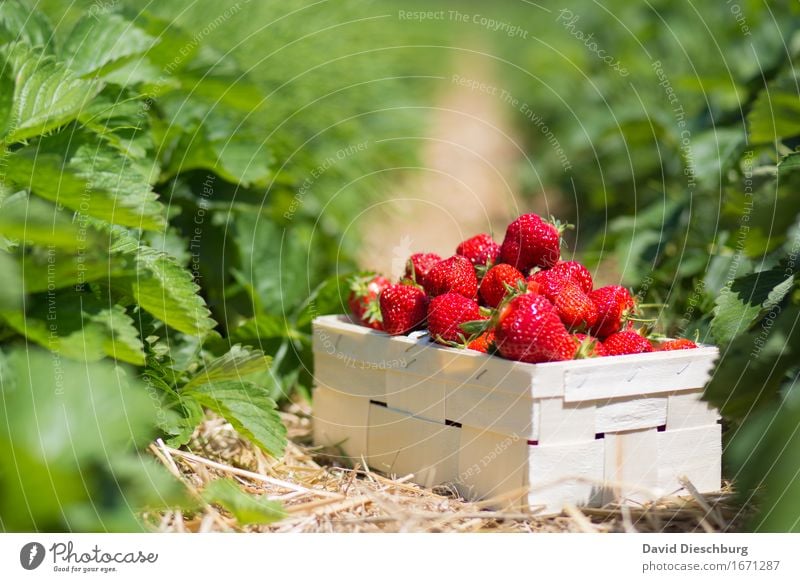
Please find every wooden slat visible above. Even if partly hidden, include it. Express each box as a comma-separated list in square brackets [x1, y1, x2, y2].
[657, 424, 722, 494]
[456, 425, 528, 510]
[603, 428, 661, 504]
[366, 403, 460, 488]
[538, 397, 596, 444]
[312, 385, 370, 460]
[666, 390, 720, 430]
[313, 352, 387, 402]
[385, 370, 446, 423]
[563, 348, 718, 402]
[595, 394, 668, 433]
[446, 382, 539, 440]
[528, 439, 604, 514]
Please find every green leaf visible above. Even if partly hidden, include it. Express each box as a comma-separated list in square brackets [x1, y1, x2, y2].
[706, 302, 800, 417]
[748, 76, 800, 144]
[725, 384, 800, 531]
[4, 136, 166, 230]
[77, 87, 157, 167]
[129, 245, 217, 336]
[21, 245, 133, 293]
[0, 1, 55, 50]
[0, 43, 101, 143]
[0, 347, 157, 465]
[711, 267, 795, 345]
[62, 13, 156, 78]
[160, 113, 272, 188]
[183, 380, 287, 457]
[0, 194, 97, 250]
[202, 478, 285, 524]
[778, 152, 800, 178]
[0, 250, 22, 310]
[0, 53, 13, 137]
[0, 293, 145, 365]
[0, 347, 181, 531]
[185, 344, 271, 389]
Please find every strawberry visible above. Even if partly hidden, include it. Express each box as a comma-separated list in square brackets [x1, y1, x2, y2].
[467, 330, 495, 353]
[404, 252, 442, 287]
[457, 233, 500, 268]
[424, 255, 478, 298]
[659, 338, 698, 351]
[427, 293, 482, 344]
[499, 213, 561, 272]
[528, 268, 570, 301]
[347, 274, 390, 330]
[588, 285, 636, 338]
[573, 333, 607, 358]
[553, 280, 598, 330]
[602, 330, 653, 356]
[494, 294, 576, 363]
[549, 261, 593, 294]
[479, 264, 525, 308]
[379, 284, 428, 335]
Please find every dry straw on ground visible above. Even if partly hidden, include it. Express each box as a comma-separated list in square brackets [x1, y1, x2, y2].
[148, 400, 747, 533]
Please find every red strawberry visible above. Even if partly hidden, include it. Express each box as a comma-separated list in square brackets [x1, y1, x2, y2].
[553, 280, 598, 329]
[404, 252, 442, 287]
[479, 264, 525, 308]
[528, 268, 570, 301]
[549, 261, 593, 294]
[347, 274, 391, 330]
[467, 330, 495, 353]
[457, 233, 500, 268]
[573, 333, 607, 358]
[659, 338, 698, 351]
[424, 255, 478, 298]
[588, 285, 636, 337]
[427, 293, 482, 344]
[379, 284, 428, 335]
[494, 294, 576, 363]
[602, 330, 653, 356]
[499, 213, 561, 272]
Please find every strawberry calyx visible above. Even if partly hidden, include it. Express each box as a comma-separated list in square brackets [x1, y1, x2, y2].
[573, 335, 602, 359]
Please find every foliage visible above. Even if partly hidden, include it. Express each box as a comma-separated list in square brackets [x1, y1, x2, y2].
[0, 0, 435, 531]
[487, 0, 800, 530]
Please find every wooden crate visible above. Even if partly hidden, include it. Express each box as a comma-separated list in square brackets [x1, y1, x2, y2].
[312, 315, 721, 514]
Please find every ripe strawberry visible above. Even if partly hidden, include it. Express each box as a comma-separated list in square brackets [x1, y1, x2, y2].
[427, 293, 482, 344]
[467, 330, 495, 353]
[457, 233, 500, 268]
[549, 261, 593, 294]
[573, 333, 607, 358]
[553, 280, 598, 329]
[494, 294, 576, 363]
[659, 338, 698, 351]
[528, 268, 570, 301]
[379, 284, 428, 335]
[602, 330, 653, 356]
[347, 274, 390, 330]
[499, 213, 561, 272]
[424, 255, 478, 298]
[479, 264, 525, 308]
[588, 285, 636, 337]
[404, 252, 442, 287]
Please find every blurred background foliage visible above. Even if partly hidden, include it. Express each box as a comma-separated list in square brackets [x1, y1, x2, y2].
[1, 0, 799, 531]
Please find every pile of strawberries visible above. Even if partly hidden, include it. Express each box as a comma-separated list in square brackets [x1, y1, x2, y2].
[347, 213, 697, 363]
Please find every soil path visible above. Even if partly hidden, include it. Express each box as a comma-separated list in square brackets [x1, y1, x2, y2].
[358, 58, 524, 277]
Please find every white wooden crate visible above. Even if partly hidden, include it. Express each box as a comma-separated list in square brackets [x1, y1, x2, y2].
[312, 315, 721, 514]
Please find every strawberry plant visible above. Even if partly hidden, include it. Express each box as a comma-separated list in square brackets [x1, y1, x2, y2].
[0, 0, 436, 531]
[486, 0, 800, 530]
